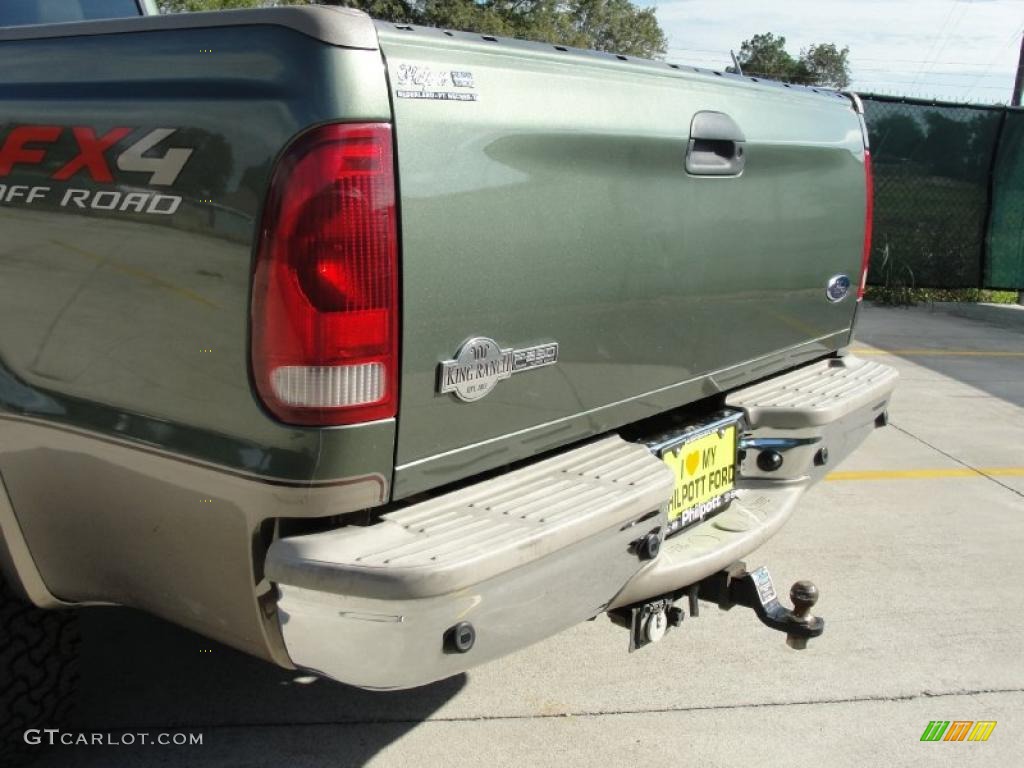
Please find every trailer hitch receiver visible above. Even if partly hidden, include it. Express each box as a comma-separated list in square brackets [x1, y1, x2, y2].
[608, 561, 823, 652]
[696, 562, 824, 649]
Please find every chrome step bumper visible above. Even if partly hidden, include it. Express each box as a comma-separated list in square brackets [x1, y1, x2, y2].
[267, 436, 674, 690]
[267, 354, 896, 689]
[611, 354, 898, 607]
[727, 355, 898, 430]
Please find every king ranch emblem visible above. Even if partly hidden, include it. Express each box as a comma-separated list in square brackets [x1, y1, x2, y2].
[439, 337, 558, 402]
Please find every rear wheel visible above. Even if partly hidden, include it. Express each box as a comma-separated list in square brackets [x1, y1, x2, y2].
[0, 576, 79, 765]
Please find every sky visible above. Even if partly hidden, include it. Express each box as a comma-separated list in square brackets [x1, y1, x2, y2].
[652, 0, 1024, 103]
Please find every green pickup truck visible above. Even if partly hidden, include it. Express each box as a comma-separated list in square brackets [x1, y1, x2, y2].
[0, 1, 896, 745]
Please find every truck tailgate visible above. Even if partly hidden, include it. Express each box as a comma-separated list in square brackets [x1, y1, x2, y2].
[378, 25, 867, 497]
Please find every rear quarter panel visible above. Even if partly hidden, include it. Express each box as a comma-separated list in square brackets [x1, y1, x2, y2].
[0, 22, 393, 483]
[0, 13, 394, 656]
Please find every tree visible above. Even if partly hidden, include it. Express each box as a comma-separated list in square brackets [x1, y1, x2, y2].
[797, 42, 850, 89]
[159, 0, 668, 59]
[560, 0, 667, 59]
[734, 32, 851, 88]
[735, 33, 798, 82]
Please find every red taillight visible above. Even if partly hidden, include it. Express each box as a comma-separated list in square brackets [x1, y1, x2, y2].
[251, 123, 398, 425]
[857, 150, 874, 300]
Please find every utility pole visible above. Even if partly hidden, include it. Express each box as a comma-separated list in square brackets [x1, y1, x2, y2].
[1013, 36, 1024, 303]
[1013, 34, 1024, 106]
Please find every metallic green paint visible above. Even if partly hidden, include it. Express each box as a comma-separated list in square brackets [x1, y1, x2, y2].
[0, 12, 866, 504]
[377, 26, 867, 496]
[0, 23, 392, 485]
[0, 8, 874, 670]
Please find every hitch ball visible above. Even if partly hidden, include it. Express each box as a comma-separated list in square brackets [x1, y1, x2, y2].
[786, 581, 819, 650]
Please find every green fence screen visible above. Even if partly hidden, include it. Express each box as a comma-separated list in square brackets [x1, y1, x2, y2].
[987, 111, 1024, 290]
[861, 95, 1007, 289]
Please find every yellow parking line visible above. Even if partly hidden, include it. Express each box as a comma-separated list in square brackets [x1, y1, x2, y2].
[764, 309, 827, 338]
[50, 238, 219, 310]
[852, 348, 1024, 358]
[827, 467, 1024, 481]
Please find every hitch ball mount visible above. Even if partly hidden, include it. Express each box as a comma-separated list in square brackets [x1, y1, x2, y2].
[609, 561, 823, 652]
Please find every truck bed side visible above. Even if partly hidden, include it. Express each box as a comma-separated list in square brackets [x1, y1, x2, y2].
[0, 8, 391, 658]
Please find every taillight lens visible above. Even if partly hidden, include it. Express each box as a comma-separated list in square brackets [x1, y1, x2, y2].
[252, 123, 398, 425]
[857, 150, 874, 300]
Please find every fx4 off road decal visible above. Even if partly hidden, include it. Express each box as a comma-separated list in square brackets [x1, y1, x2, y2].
[0, 125, 195, 215]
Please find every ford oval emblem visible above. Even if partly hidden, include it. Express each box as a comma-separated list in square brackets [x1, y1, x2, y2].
[826, 274, 851, 303]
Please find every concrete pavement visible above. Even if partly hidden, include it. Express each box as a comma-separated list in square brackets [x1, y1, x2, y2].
[32, 305, 1024, 767]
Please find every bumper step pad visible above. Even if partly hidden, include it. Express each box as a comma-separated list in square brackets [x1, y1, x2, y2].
[266, 436, 672, 689]
[268, 436, 672, 601]
[612, 354, 897, 607]
[726, 355, 898, 429]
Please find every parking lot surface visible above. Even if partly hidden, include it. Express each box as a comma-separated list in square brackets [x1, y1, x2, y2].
[34, 305, 1024, 767]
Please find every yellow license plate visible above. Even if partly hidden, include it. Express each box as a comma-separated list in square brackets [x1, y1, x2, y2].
[661, 425, 737, 533]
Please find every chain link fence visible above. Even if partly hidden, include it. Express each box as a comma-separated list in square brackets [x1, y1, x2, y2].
[860, 95, 1014, 290]
[987, 110, 1024, 290]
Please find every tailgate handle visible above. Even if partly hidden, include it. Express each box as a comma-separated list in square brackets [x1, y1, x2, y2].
[686, 111, 746, 176]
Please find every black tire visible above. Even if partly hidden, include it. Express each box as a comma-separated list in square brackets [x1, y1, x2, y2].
[0, 575, 79, 765]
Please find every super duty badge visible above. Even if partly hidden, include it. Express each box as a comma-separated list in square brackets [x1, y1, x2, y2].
[393, 62, 478, 102]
